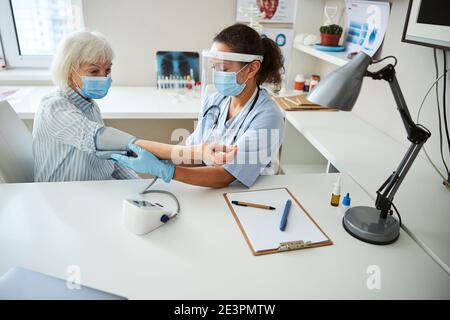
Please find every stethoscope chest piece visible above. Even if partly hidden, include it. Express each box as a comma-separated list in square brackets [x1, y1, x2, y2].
[202, 88, 260, 144]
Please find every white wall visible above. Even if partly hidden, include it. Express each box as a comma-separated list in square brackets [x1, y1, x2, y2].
[61, 0, 450, 170]
[297, 0, 450, 175]
[288, 0, 326, 86]
[351, 0, 449, 174]
[79, 0, 238, 143]
[82, 0, 236, 86]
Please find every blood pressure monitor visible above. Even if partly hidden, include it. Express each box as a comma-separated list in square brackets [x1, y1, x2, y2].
[122, 199, 177, 235]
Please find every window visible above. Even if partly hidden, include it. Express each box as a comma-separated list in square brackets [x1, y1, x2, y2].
[0, 0, 83, 68]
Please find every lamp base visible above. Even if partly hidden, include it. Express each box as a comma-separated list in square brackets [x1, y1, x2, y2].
[343, 206, 400, 245]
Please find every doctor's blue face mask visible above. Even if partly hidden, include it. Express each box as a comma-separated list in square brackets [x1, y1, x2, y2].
[73, 68, 112, 99]
[213, 64, 249, 97]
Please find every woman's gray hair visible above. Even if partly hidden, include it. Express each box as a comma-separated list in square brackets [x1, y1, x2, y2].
[51, 30, 114, 88]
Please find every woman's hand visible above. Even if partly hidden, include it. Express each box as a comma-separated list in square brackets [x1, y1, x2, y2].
[200, 143, 238, 166]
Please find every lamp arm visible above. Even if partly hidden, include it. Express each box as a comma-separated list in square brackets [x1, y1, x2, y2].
[366, 64, 431, 218]
[366, 64, 430, 143]
[375, 141, 425, 218]
[389, 75, 417, 139]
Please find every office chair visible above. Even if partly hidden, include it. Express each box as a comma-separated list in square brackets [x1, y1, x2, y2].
[0, 100, 34, 183]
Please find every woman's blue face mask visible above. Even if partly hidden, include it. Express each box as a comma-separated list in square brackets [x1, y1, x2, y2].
[213, 64, 249, 97]
[73, 68, 112, 99]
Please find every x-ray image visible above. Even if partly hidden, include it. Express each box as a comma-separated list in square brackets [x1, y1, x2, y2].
[156, 51, 200, 81]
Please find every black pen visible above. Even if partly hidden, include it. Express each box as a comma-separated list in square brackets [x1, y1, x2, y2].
[232, 200, 276, 210]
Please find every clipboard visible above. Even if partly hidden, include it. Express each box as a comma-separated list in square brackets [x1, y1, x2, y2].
[272, 94, 337, 111]
[224, 188, 333, 256]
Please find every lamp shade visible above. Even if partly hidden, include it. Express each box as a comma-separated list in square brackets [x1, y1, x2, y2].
[307, 51, 372, 111]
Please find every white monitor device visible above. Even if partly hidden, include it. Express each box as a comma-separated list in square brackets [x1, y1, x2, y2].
[402, 0, 450, 50]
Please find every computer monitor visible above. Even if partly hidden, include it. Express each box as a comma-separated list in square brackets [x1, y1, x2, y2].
[402, 0, 450, 50]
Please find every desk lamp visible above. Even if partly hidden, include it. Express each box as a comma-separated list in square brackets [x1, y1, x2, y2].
[307, 52, 431, 245]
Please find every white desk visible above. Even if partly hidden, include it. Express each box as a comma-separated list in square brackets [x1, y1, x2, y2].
[2, 84, 449, 276]
[283, 111, 450, 274]
[0, 174, 448, 299]
[0, 86, 201, 120]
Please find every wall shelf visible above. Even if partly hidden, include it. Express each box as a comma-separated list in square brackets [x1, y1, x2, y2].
[294, 43, 349, 67]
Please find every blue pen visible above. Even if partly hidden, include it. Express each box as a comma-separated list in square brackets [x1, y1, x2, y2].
[279, 200, 292, 232]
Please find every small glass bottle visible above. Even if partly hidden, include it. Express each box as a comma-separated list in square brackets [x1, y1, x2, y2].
[330, 176, 341, 207]
[342, 193, 351, 210]
[294, 74, 305, 91]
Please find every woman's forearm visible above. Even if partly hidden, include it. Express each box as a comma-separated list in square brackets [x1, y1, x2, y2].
[134, 140, 237, 166]
[134, 140, 201, 164]
[173, 166, 236, 188]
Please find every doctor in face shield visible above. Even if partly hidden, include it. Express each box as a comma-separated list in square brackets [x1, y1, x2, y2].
[113, 24, 285, 188]
[199, 50, 263, 146]
[184, 23, 286, 188]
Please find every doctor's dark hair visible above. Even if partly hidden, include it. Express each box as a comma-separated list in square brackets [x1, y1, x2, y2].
[213, 23, 284, 86]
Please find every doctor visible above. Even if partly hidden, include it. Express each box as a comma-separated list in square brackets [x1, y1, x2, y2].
[113, 24, 285, 188]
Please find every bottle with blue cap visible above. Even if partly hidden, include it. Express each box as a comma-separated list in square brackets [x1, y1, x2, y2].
[342, 193, 351, 211]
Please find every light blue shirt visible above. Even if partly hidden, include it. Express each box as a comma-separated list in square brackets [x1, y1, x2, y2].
[32, 87, 138, 182]
[186, 88, 285, 187]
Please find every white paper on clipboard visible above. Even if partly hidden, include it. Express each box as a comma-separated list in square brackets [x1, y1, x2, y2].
[225, 188, 330, 253]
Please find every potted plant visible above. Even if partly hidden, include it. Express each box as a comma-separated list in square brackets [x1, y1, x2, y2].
[319, 24, 343, 46]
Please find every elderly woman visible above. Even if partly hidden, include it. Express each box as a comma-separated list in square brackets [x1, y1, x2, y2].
[33, 31, 234, 182]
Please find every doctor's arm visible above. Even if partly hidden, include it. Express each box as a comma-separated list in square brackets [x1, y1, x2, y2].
[111, 143, 236, 187]
[95, 127, 236, 166]
[172, 165, 235, 188]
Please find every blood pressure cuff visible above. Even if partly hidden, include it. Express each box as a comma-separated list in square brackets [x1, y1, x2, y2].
[95, 150, 129, 160]
[95, 126, 136, 151]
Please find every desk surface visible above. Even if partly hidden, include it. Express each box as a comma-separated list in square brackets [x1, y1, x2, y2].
[0, 174, 448, 299]
[0, 86, 201, 119]
[285, 111, 450, 273]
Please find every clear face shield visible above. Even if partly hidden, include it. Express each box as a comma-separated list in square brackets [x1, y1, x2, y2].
[200, 50, 263, 146]
[201, 50, 263, 102]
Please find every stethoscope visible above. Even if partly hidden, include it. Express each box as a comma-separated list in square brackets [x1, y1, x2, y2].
[138, 89, 261, 209]
[139, 89, 261, 205]
[202, 86, 260, 144]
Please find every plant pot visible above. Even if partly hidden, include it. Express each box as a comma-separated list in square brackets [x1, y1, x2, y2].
[320, 33, 341, 47]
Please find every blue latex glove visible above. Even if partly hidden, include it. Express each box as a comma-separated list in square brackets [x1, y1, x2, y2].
[111, 143, 175, 183]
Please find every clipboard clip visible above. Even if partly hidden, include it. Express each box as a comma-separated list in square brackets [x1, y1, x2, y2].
[278, 240, 312, 252]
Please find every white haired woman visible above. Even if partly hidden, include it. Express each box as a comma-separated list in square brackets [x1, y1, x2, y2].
[33, 31, 235, 182]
